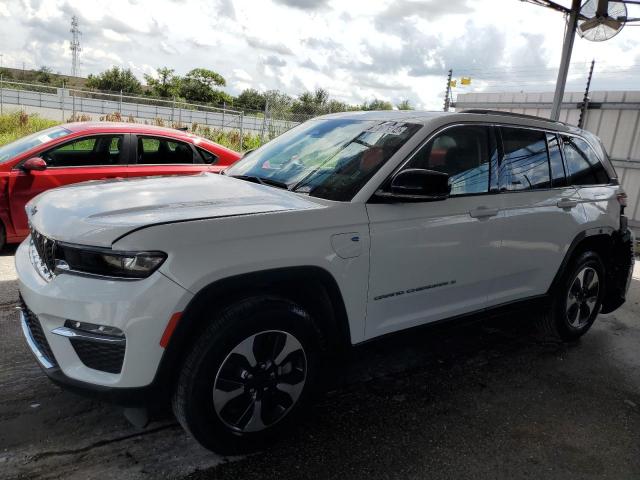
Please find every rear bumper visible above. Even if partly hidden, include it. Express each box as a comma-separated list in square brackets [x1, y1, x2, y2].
[601, 227, 635, 314]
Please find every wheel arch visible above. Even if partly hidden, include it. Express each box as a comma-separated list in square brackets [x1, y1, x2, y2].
[548, 227, 619, 302]
[154, 266, 352, 390]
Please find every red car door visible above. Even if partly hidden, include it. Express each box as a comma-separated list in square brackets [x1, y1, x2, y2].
[126, 134, 217, 179]
[8, 134, 129, 237]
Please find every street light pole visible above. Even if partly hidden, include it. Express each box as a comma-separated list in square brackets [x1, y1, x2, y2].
[550, 0, 581, 121]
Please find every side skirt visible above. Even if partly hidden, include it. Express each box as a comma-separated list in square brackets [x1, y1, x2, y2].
[355, 294, 550, 347]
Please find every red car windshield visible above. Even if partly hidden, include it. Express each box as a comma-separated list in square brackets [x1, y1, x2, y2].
[0, 126, 72, 163]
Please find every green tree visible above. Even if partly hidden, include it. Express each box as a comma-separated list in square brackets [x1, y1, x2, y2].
[292, 88, 330, 115]
[86, 67, 143, 94]
[0, 68, 14, 79]
[36, 66, 53, 84]
[264, 90, 293, 109]
[236, 88, 266, 110]
[144, 67, 180, 98]
[362, 98, 393, 111]
[178, 68, 227, 103]
[396, 99, 414, 110]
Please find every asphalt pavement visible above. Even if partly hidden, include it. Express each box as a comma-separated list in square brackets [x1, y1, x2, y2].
[1, 246, 639, 480]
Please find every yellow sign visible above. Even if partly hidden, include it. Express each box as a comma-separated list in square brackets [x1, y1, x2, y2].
[449, 79, 457, 87]
[461, 77, 472, 85]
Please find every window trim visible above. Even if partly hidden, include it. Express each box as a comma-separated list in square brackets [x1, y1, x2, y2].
[131, 134, 204, 166]
[16, 134, 128, 170]
[367, 121, 615, 203]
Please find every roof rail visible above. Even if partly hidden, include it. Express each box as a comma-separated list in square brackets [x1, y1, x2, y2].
[459, 109, 568, 125]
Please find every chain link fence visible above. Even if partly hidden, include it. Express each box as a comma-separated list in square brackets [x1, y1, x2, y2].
[0, 78, 321, 151]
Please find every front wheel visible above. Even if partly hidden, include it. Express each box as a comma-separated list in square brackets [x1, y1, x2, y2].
[172, 296, 322, 454]
[540, 251, 605, 341]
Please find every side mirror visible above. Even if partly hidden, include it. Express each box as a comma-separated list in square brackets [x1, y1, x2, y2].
[376, 168, 450, 202]
[22, 157, 48, 172]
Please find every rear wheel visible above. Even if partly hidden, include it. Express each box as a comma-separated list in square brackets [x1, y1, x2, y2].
[172, 296, 322, 454]
[540, 251, 605, 341]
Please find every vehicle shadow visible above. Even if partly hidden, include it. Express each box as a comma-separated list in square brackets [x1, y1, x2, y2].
[0, 245, 18, 257]
[189, 279, 640, 480]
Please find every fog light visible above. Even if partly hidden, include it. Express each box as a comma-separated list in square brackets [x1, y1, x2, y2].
[64, 320, 124, 338]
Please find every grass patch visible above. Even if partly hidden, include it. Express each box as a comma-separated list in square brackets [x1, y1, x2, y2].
[0, 111, 60, 146]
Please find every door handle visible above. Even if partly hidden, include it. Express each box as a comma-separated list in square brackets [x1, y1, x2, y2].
[469, 206, 499, 218]
[557, 198, 578, 209]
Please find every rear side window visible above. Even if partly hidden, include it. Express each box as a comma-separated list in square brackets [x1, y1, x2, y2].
[499, 127, 550, 191]
[407, 125, 497, 195]
[547, 134, 566, 187]
[197, 147, 218, 164]
[136, 136, 200, 165]
[563, 137, 609, 185]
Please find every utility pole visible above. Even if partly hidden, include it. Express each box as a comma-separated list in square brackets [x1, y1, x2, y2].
[443, 69, 453, 112]
[70, 15, 82, 77]
[550, 0, 581, 121]
[578, 59, 595, 129]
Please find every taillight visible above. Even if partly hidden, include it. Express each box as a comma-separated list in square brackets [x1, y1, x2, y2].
[617, 192, 627, 216]
[617, 192, 628, 208]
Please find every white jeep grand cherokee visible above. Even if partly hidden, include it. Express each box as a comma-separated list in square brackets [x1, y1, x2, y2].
[17, 110, 635, 453]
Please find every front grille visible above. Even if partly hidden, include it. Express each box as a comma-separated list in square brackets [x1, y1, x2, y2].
[70, 338, 125, 374]
[20, 297, 57, 367]
[29, 227, 58, 280]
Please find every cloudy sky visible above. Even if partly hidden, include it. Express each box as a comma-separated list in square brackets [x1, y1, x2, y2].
[0, 0, 639, 109]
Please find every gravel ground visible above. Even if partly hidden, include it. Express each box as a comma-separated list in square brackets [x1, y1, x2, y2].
[1, 247, 639, 480]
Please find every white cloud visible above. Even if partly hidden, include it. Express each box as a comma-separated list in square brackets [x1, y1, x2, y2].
[0, 0, 638, 108]
[102, 29, 129, 42]
[232, 69, 253, 82]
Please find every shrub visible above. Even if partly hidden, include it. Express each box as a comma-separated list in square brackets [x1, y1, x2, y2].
[0, 111, 60, 146]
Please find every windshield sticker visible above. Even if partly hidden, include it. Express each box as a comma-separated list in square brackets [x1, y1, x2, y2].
[365, 122, 409, 136]
[37, 135, 52, 143]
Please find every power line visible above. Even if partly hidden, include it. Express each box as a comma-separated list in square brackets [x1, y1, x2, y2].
[70, 15, 82, 77]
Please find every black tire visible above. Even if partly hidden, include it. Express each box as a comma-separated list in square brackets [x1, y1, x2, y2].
[540, 251, 605, 341]
[172, 295, 323, 454]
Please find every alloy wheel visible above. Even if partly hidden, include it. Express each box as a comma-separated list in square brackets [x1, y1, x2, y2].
[566, 266, 600, 328]
[212, 330, 307, 433]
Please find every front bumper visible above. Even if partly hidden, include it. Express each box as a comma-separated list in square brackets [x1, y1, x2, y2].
[20, 310, 156, 406]
[16, 239, 194, 392]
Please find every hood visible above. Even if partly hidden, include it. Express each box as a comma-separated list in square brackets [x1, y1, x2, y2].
[27, 173, 323, 247]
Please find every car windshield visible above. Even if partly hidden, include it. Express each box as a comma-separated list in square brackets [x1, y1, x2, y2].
[225, 118, 421, 201]
[0, 126, 72, 163]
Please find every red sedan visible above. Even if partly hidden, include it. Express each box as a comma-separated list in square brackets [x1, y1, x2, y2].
[0, 122, 241, 249]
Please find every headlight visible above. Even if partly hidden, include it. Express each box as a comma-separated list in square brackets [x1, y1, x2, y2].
[55, 243, 166, 279]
